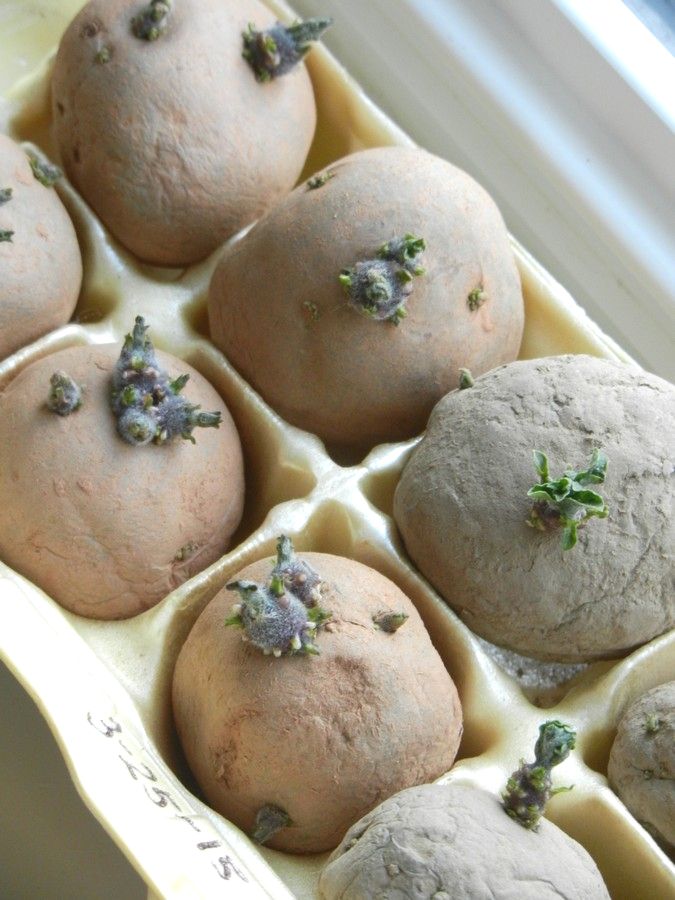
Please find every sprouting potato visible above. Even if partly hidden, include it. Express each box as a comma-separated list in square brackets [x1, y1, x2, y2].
[0, 318, 244, 618]
[608, 681, 674, 849]
[393, 355, 675, 662]
[51, 0, 329, 266]
[320, 722, 610, 899]
[0, 134, 81, 360]
[208, 145, 524, 455]
[172, 538, 463, 853]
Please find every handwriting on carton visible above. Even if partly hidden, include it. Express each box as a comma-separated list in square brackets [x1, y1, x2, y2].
[87, 712, 249, 884]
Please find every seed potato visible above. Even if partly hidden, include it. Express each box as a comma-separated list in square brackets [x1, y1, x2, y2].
[208, 145, 524, 454]
[393, 355, 675, 661]
[319, 783, 610, 899]
[172, 550, 463, 853]
[52, 0, 319, 266]
[0, 342, 244, 618]
[0, 133, 81, 360]
[608, 681, 674, 849]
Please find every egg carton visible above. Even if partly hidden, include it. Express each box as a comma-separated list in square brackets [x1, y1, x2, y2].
[0, 2, 673, 898]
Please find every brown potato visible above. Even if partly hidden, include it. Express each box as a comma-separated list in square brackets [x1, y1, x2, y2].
[393, 355, 675, 662]
[208, 146, 524, 456]
[608, 681, 674, 849]
[51, 0, 319, 266]
[320, 783, 610, 899]
[172, 550, 463, 853]
[0, 134, 81, 360]
[0, 343, 244, 618]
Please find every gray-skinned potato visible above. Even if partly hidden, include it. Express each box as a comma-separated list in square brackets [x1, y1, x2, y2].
[320, 785, 609, 899]
[172, 538, 463, 853]
[393, 355, 675, 662]
[320, 721, 609, 899]
[52, 0, 328, 266]
[208, 146, 524, 455]
[608, 681, 674, 849]
[320, 782, 610, 899]
[0, 318, 244, 618]
[0, 134, 81, 360]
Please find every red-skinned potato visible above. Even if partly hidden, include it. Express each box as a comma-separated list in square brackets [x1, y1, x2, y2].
[172, 540, 463, 853]
[208, 146, 524, 455]
[52, 0, 327, 266]
[0, 134, 81, 360]
[0, 320, 244, 618]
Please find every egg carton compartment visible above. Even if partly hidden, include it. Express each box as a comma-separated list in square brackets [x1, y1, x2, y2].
[0, 2, 673, 899]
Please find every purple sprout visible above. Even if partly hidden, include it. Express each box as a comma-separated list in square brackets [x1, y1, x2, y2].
[225, 536, 330, 657]
[110, 316, 221, 446]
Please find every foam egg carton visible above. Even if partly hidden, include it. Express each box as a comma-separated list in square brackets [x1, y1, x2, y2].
[0, 2, 673, 898]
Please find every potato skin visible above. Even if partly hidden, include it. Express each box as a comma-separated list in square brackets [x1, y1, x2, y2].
[608, 681, 674, 849]
[172, 553, 463, 853]
[320, 783, 610, 899]
[208, 146, 523, 453]
[0, 345, 244, 618]
[0, 134, 81, 360]
[393, 355, 675, 662]
[51, 0, 317, 266]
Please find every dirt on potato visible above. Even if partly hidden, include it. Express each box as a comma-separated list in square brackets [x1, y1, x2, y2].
[0, 344, 244, 618]
[208, 146, 523, 455]
[51, 0, 317, 266]
[393, 355, 675, 662]
[608, 681, 674, 849]
[172, 552, 463, 853]
[0, 134, 81, 360]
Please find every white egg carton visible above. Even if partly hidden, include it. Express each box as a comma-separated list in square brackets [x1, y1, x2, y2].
[0, 1, 673, 898]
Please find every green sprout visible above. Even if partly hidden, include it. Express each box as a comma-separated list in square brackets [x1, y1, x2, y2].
[307, 605, 331, 628]
[644, 714, 661, 735]
[503, 720, 576, 830]
[131, 0, 171, 41]
[0, 188, 12, 205]
[467, 285, 487, 310]
[27, 152, 62, 188]
[378, 234, 426, 273]
[373, 612, 409, 633]
[169, 373, 190, 395]
[389, 306, 408, 326]
[458, 368, 474, 389]
[527, 449, 609, 550]
[0, 230, 13, 243]
[307, 170, 335, 190]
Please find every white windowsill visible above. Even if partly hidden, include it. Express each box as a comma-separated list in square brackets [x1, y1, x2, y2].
[293, 0, 675, 380]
